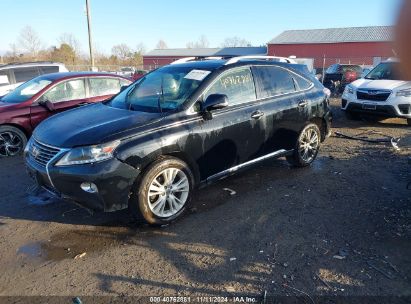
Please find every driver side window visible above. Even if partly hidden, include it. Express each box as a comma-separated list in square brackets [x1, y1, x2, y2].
[41, 79, 86, 103]
[204, 68, 256, 106]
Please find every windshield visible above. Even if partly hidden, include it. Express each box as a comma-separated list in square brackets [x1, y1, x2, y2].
[365, 62, 400, 80]
[1, 77, 52, 103]
[109, 66, 211, 113]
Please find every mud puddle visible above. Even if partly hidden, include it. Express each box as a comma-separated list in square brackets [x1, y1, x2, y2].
[17, 224, 161, 262]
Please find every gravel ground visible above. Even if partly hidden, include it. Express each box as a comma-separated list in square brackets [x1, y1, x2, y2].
[0, 99, 410, 302]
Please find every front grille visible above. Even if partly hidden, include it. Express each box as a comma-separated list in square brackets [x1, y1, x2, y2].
[357, 89, 391, 102]
[30, 139, 61, 167]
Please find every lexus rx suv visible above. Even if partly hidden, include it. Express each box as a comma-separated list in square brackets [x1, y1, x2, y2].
[25, 57, 332, 225]
[341, 60, 411, 125]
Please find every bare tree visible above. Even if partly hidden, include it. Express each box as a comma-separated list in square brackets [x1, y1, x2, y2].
[58, 33, 81, 55]
[135, 42, 147, 55]
[186, 35, 210, 48]
[221, 36, 251, 47]
[156, 40, 168, 49]
[111, 43, 133, 61]
[18, 26, 43, 59]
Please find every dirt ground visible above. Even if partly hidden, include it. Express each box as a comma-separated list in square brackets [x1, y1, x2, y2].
[0, 99, 410, 303]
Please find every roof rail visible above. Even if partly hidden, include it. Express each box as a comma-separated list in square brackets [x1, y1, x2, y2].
[0, 61, 64, 68]
[171, 56, 224, 65]
[224, 56, 297, 65]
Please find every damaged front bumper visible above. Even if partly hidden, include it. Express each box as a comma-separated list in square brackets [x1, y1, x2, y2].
[25, 154, 140, 212]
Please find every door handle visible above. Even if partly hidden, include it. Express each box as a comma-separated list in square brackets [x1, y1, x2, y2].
[298, 100, 308, 107]
[251, 111, 264, 120]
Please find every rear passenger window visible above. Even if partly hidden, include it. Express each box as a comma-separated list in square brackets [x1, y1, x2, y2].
[89, 78, 120, 97]
[293, 74, 312, 90]
[13, 68, 40, 83]
[205, 68, 256, 106]
[38, 66, 59, 75]
[253, 66, 296, 98]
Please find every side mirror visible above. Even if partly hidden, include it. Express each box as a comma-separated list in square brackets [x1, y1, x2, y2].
[38, 99, 55, 112]
[202, 94, 228, 112]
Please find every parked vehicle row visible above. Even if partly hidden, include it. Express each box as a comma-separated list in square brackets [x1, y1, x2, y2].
[342, 59, 411, 125]
[0, 72, 132, 157]
[24, 56, 332, 225]
[0, 61, 68, 97]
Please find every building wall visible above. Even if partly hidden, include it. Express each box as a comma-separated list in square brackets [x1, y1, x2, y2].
[267, 41, 394, 68]
[143, 56, 187, 69]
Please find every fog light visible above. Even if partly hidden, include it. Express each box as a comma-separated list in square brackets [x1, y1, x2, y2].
[80, 182, 98, 193]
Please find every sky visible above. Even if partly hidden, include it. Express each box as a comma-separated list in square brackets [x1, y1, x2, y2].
[0, 0, 402, 55]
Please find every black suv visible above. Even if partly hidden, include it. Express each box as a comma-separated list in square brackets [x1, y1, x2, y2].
[25, 58, 332, 225]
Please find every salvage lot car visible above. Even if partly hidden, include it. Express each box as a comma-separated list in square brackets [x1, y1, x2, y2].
[25, 57, 332, 225]
[0, 61, 68, 97]
[0, 72, 132, 157]
[341, 59, 411, 125]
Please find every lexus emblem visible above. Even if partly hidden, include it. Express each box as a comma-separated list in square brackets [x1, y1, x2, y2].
[32, 146, 40, 159]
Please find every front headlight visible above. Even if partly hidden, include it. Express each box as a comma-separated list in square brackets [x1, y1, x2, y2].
[396, 88, 411, 97]
[56, 140, 121, 166]
[345, 85, 354, 95]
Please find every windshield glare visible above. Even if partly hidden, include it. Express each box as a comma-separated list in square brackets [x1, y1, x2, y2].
[109, 66, 209, 113]
[1, 77, 52, 103]
[365, 62, 400, 80]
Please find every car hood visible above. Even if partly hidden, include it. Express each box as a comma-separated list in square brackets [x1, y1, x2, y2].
[350, 79, 410, 90]
[34, 103, 163, 148]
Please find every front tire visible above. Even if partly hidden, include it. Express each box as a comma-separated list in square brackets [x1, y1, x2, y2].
[0, 126, 27, 157]
[286, 123, 321, 167]
[129, 156, 194, 225]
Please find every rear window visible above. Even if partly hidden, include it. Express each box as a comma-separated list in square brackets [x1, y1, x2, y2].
[38, 66, 59, 75]
[89, 78, 121, 97]
[253, 66, 296, 98]
[341, 65, 362, 73]
[293, 74, 312, 90]
[13, 67, 40, 83]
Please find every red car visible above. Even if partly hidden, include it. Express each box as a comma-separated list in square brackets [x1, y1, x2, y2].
[0, 72, 132, 157]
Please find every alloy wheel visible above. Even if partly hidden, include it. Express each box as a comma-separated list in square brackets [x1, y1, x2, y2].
[0, 131, 24, 157]
[298, 127, 320, 163]
[147, 168, 190, 218]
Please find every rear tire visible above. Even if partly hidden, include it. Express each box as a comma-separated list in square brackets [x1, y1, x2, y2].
[286, 123, 321, 167]
[129, 156, 194, 225]
[0, 125, 27, 157]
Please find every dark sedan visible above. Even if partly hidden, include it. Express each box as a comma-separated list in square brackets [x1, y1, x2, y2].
[0, 72, 132, 157]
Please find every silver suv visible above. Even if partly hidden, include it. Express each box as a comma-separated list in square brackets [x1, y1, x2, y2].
[0, 61, 68, 97]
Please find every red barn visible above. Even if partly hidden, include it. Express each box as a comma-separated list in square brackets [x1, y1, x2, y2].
[268, 26, 394, 69]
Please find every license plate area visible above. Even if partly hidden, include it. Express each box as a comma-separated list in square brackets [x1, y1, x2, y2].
[362, 103, 376, 110]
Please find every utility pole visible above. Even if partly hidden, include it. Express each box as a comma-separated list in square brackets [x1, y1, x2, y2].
[85, 0, 95, 70]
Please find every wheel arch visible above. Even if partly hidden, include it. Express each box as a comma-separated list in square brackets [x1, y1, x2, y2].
[309, 117, 327, 142]
[0, 123, 30, 138]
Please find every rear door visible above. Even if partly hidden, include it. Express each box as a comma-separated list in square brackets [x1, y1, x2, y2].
[252, 65, 310, 152]
[30, 78, 88, 128]
[86, 77, 127, 103]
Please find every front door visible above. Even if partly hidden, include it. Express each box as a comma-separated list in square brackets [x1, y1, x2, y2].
[30, 78, 88, 129]
[189, 67, 266, 180]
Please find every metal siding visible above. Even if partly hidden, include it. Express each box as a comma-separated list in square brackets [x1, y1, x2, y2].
[267, 41, 394, 68]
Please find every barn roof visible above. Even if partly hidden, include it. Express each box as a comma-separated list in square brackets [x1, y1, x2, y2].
[269, 26, 394, 45]
[145, 47, 267, 57]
